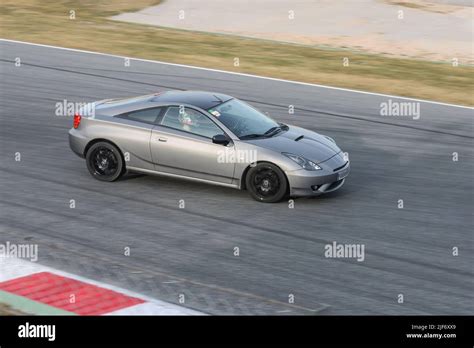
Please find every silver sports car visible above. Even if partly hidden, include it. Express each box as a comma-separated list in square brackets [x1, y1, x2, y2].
[69, 91, 350, 202]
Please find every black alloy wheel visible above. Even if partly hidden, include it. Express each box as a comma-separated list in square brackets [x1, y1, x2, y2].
[86, 142, 124, 182]
[246, 162, 288, 203]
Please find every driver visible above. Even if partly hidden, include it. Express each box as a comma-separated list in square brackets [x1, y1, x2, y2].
[178, 109, 196, 132]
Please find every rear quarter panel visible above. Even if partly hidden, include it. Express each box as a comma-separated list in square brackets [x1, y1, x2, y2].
[78, 116, 155, 170]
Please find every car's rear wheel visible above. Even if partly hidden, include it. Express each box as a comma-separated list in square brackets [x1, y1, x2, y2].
[246, 163, 288, 203]
[86, 142, 124, 182]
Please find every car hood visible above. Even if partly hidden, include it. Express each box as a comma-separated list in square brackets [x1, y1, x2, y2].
[244, 125, 341, 163]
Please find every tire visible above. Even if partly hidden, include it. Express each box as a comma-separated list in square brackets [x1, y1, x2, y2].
[245, 162, 288, 203]
[86, 141, 124, 182]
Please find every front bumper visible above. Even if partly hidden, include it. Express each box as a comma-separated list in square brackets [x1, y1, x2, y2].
[286, 160, 350, 197]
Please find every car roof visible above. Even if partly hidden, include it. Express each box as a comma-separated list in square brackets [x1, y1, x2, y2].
[150, 90, 233, 110]
[94, 91, 234, 117]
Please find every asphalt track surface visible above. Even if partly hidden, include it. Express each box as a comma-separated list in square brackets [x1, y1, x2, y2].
[0, 40, 473, 315]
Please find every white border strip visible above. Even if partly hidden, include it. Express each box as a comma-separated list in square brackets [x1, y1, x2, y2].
[0, 258, 203, 315]
[1, 38, 472, 110]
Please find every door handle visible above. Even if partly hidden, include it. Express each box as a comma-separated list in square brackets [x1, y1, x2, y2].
[157, 137, 167, 142]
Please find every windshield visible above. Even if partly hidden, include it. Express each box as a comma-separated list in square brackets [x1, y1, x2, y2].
[208, 99, 279, 138]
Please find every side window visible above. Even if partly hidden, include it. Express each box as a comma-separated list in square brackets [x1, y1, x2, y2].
[161, 107, 223, 138]
[123, 108, 162, 124]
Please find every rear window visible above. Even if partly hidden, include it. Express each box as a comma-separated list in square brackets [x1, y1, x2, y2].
[120, 108, 162, 124]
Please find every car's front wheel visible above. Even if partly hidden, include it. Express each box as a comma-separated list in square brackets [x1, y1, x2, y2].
[246, 162, 288, 203]
[86, 141, 124, 182]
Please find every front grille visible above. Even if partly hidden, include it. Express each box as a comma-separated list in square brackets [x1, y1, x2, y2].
[326, 179, 344, 191]
[333, 161, 348, 172]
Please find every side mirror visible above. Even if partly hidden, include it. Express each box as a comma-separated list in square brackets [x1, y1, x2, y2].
[212, 134, 230, 146]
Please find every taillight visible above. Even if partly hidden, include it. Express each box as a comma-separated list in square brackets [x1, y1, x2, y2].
[73, 113, 82, 129]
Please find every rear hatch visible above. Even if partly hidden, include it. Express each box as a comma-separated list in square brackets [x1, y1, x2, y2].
[79, 94, 155, 118]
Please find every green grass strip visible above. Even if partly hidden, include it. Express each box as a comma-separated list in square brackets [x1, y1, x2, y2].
[0, 290, 76, 315]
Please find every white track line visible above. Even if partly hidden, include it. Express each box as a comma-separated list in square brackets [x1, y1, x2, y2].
[1, 38, 472, 110]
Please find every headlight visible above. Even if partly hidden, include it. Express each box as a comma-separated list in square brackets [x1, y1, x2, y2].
[324, 135, 336, 143]
[282, 152, 321, 170]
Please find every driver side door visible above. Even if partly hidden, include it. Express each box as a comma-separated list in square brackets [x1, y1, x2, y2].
[150, 106, 236, 184]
